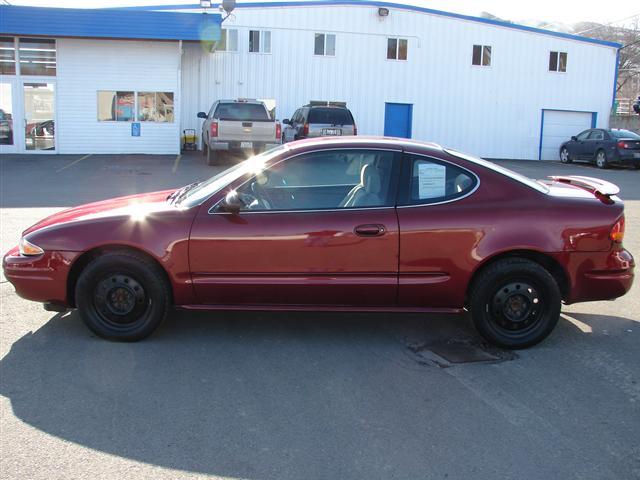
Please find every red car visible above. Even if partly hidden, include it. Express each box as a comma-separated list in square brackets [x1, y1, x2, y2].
[3, 137, 634, 348]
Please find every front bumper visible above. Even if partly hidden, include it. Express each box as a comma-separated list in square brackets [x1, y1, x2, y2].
[2, 246, 79, 307]
[558, 248, 635, 304]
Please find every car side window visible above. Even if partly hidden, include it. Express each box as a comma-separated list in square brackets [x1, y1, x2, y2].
[400, 154, 477, 206]
[234, 149, 398, 211]
[576, 130, 591, 141]
[587, 130, 604, 141]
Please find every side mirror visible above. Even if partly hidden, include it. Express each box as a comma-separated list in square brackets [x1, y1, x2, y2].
[571, 136, 578, 141]
[282, 118, 291, 125]
[197, 112, 207, 119]
[221, 190, 244, 214]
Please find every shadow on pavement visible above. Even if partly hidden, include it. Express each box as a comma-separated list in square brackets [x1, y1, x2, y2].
[0, 309, 476, 479]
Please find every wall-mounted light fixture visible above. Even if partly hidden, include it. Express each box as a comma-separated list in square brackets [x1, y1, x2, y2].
[378, 7, 390, 17]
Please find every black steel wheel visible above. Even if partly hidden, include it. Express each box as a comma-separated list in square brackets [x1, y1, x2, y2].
[469, 258, 561, 349]
[76, 250, 170, 341]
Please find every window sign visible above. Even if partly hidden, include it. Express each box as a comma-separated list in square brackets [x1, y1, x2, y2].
[417, 162, 446, 199]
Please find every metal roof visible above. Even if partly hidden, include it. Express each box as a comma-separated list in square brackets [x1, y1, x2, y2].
[116, 0, 622, 49]
[0, 5, 221, 41]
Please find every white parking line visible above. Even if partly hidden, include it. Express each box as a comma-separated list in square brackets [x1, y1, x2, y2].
[56, 154, 92, 173]
[172, 154, 182, 173]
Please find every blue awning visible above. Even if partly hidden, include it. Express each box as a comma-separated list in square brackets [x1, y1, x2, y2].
[0, 6, 221, 42]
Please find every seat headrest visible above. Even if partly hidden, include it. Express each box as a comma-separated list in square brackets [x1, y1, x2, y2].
[361, 164, 382, 195]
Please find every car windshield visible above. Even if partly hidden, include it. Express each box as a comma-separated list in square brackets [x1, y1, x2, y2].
[175, 144, 289, 208]
[307, 108, 354, 125]
[445, 148, 550, 193]
[609, 129, 640, 140]
[214, 103, 271, 121]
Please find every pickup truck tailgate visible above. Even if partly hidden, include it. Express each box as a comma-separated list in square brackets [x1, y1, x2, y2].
[218, 120, 276, 142]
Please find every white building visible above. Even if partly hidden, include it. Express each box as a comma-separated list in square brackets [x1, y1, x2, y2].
[0, 2, 620, 160]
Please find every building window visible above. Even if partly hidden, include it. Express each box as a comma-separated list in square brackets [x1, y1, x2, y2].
[18, 38, 56, 76]
[98, 91, 134, 121]
[0, 37, 16, 75]
[138, 92, 174, 122]
[249, 30, 271, 53]
[549, 51, 567, 72]
[314, 33, 336, 56]
[216, 29, 238, 52]
[472, 45, 491, 66]
[387, 38, 408, 60]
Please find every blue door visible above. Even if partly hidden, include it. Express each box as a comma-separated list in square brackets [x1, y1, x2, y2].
[384, 103, 413, 138]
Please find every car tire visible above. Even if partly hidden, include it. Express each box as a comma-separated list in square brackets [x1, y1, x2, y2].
[559, 147, 572, 164]
[468, 258, 561, 349]
[595, 150, 608, 169]
[75, 250, 171, 341]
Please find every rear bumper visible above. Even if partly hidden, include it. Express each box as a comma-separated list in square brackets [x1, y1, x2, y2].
[558, 248, 635, 304]
[614, 150, 640, 165]
[2, 246, 78, 307]
[209, 140, 281, 152]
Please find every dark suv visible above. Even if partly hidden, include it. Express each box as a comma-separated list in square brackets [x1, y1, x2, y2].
[282, 103, 356, 142]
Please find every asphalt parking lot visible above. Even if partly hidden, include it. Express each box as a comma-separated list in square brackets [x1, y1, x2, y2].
[1, 152, 639, 480]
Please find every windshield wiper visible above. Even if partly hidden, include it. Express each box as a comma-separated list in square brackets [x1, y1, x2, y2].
[168, 181, 202, 205]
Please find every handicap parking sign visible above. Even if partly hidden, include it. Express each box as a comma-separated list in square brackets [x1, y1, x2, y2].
[131, 122, 141, 137]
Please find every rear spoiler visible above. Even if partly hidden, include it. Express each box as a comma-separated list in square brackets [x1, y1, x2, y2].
[548, 175, 620, 198]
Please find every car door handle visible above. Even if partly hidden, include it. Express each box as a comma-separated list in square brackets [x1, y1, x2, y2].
[354, 224, 386, 237]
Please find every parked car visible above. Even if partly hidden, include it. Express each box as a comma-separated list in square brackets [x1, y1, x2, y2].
[197, 99, 281, 165]
[282, 103, 356, 142]
[3, 137, 634, 348]
[559, 128, 640, 169]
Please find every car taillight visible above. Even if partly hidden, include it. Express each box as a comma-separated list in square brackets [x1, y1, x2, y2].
[210, 122, 218, 138]
[610, 216, 625, 243]
[303, 123, 309, 136]
[275, 122, 281, 140]
[353, 124, 357, 136]
[617, 141, 630, 149]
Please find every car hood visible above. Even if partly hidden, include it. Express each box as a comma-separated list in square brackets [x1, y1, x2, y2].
[23, 189, 177, 236]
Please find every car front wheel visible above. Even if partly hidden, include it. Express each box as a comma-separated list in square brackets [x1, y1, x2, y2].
[468, 258, 561, 349]
[75, 251, 171, 341]
[560, 147, 572, 163]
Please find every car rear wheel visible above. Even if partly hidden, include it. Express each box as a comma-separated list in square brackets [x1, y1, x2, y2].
[75, 251, 170, 341]
[559, 147, 572, 163]
[468, 258, 561, 349]
[595, 150, 608, 169]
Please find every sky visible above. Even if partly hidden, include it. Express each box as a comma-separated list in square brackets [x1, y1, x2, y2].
[4, 0, 639, 27]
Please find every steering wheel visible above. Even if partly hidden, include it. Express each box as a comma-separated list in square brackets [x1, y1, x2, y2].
[250, 180, 274, 209]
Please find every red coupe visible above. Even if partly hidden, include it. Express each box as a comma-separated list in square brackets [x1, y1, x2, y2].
[3, 137, 634, 348]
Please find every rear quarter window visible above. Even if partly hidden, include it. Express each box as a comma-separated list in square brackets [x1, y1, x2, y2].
[401, 154, 478, 205]
[307, 108, 354, 125]
[214, 103, 271, 121]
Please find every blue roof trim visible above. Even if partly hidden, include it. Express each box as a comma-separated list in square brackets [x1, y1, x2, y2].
[0, 5, 221, 41]
[112, 0, 621, 48]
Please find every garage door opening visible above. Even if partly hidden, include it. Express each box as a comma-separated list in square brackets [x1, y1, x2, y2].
[539, 109, 596, 160]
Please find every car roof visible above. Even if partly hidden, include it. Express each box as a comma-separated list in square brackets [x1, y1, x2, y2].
[284, 135, 442, 152]
[217, 99, 265, 105]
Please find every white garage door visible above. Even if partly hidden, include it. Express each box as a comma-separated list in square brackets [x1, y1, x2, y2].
[540, 110, 593, 160]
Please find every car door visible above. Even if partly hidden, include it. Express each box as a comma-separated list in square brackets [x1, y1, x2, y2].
[571, 130, 591, 159]
[585, 129, 605, 160]
[396, 152, 480, 309]
[189, 147, 401, 306]
[283, 109, 299, 142]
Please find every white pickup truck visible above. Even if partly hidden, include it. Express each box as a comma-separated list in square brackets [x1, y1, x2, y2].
[197, 99, 281, 165]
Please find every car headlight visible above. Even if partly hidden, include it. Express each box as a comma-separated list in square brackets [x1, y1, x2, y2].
[19, 237, 44, 256]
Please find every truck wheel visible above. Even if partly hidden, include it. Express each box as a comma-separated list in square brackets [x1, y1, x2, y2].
[206, 146, 217, 166]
